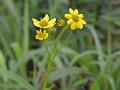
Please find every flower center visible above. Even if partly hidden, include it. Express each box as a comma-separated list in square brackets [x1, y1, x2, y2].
[72, 15, 79, 22]
[39, 33, 45, 38]
[40, 20, 48, 27]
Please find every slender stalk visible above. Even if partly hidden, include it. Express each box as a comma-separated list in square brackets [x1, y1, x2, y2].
[48, 30, 73, 71]
[55, 25, 69, 44]
[42, 43, 51, 90]
[20, 0, 29, 77]
[106, 29, 112, 74]
[42, 26, 70, 90]
[59, 30, 73, 49]
[23, 0, 29, 53]
[48, 29, 73, 72]
[46, 25, 69, 72]
[44, 43, 51, 62]
[52, 25, 69, 59]
[107, 29, 112, 61]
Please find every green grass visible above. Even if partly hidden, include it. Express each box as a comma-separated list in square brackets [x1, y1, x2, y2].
[0, 0, 120, 90]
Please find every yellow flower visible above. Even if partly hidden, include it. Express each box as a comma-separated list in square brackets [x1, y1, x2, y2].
[64, 8, 86, 30]
[35, 29, 48, 40]
[58, 18, 65, 26]
[32, 14, 56, 29]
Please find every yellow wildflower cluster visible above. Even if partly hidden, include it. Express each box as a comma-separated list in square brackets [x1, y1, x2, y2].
[32, 8, 86, 40]
[32, 14, 56, 40]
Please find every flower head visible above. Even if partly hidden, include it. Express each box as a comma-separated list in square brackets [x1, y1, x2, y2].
[32, 14, 56, 29]
[35, 29, 48, 40]
[58, 18, 65, 26]
[64, 8, 86, 30]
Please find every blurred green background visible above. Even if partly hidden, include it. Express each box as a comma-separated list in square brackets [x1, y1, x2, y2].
[0, 0, 120, 90]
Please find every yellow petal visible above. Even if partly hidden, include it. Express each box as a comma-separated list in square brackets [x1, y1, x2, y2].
[71, 22, 76, 30]
[35, 35, 39, 39]
[43, 14, 49, 21]
[36, 30, 40, 34]
[43, 26, 49, 28]
[82, 20, 86, 24]
[64, 14, 72, 19]
[79, 19, 86, 24]
[47, 23, 55, 28]
[48, 18, 56, 27]
[44, 33, 48, 40]
[39, 37, 43, 40]
[79, 14, 83, 18]
[43, 30, 46, 34]
[67, 19, 73, 24]
[69, 8, 74, 14]
[49, 18, 56, 24]
[32, 18, 40, 28]
[39, 29, 42, 33]
[77, 22, 83, 29]
[74, 9, 78, 15]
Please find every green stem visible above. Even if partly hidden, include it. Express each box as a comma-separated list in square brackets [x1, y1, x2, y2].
[42, 43, 51, 90]
[106, 29, 112, 74]
[55, 25, 69, 44]
[107, 29, 112, 61]
[45, 43, 51, 62]
[20, 0, 29, 77]
[59, 30, 73, 50]
[52, 25, 69, 59]
[48, 30, 73, 72]
[42, 25, 70, 90]
[23, 0, 29, 53]
[46, 25, 69, 71]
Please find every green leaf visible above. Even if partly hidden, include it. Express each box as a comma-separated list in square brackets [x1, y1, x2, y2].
[71, 50, 96, 65]
[0, 51, 6, 69]
[12, 48, 45, 72]
[49, 67, 89, 82]
[54, 56, 63, 69]
[104, 75, 116, 90]
[60, 47, 78, 59]
[0, 68, 35, 90]
[3, 0, 20, 22]
[102, 16, 120, 26]
[11, 42, 22, 60]
[90, 75, 104, 90]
